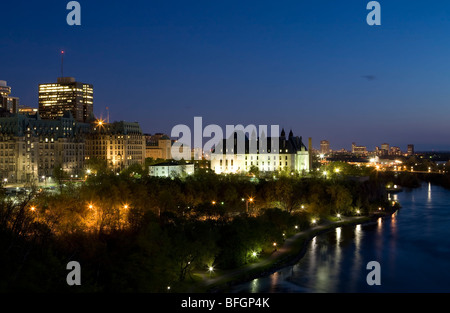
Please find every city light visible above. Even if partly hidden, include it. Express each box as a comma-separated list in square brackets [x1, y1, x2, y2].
[208, 266, 214, 272]
[252, 251, 257, 257]
[337, 213, 341, 218]
[30, 206, 36, 212]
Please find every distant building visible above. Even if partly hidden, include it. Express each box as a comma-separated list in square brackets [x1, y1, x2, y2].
[145, 133, 172, 160]
[39, 77, 94, 123]
[407, 144, 414, 156]
[320, 140, 330, 155]
[210, 129, 310, 175]
[390, 146, 401, 156]
[0, 80, 19, 114]
[18, 105, 38, 115]
[351, 142, 367, 156]
[149, 161, 194, 178]
[85, 121, 146, 172]
[381, 143, 390, 155]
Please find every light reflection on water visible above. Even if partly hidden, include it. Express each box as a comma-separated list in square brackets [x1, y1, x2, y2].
[231, 183, 450, 293]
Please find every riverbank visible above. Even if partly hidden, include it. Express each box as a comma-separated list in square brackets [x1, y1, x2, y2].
[187, 210, 395, 293]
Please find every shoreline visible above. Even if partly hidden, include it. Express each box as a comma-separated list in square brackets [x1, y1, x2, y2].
[195, 210, 396, 293]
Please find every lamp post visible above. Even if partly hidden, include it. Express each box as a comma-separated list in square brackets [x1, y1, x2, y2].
[246, 197, 254, 213]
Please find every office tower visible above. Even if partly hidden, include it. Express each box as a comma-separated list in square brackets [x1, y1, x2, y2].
[381, 143, 390, 155]
[407, 144, 414, 156]
[320, 140, 330, 154]
[0, 80, 19, 114]
[39, 77, 93, 123]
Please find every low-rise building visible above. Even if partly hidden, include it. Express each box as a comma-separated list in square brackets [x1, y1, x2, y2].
[145, 133, 172, 160]
[149, 161, 194, 178]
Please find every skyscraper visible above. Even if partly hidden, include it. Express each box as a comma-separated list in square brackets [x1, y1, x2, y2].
[381, 143, 390, 155]
[38, 77, 93, 123]
[407, 144, 414, 156]
[320, 140, 330, 154]
[0, 80, 19, 114]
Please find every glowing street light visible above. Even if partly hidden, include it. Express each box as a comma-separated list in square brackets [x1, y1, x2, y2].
[30, 206, 36, 212]
[252, 251, 257, 257]
[337, 213, 341, 219]
[356, 209, 361, 215]
[335, 168, 340, 173]
[212, 201, 216, 205]
[312, 219, 317, 224]
[124, 204, 129, 209]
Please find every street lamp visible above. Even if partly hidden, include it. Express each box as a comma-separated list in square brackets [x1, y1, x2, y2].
[246, 197, 254, 213]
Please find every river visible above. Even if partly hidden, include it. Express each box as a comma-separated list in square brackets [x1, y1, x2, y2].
[231, 183, 450, 292]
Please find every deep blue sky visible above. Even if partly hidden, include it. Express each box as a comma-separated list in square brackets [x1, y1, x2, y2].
[2, 0, 450, 151]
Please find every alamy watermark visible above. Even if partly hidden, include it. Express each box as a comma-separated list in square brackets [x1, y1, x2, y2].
[66, 1, 81, 26]
[170, 117, 280, 161]
[366, 261, 381, 285]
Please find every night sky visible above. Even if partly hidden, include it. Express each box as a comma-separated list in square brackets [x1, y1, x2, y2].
[2, 0, 450, 151]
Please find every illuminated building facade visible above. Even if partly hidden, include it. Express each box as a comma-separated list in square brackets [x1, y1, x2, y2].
[85, 121, 146, 171]
[407, 144, 414, 156]
[0, 80, 19, 114]
[149, 161, 194, 178]
[18, 105, 38, 115]
[145, 133, 172, 160]
[39, 77, 93, 123]
[320, 140, 330, 155]
[351, 142, 368, 155]
[0, 112, 88, 183]
[210, 129, 310, 175]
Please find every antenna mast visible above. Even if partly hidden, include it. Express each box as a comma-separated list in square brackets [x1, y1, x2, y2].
[61, 50, 64, 77]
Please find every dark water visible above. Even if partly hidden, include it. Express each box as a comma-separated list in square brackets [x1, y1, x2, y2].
[232, 183, 450, 293]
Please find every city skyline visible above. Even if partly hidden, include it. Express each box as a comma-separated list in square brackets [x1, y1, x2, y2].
[2, 1, 450, 151]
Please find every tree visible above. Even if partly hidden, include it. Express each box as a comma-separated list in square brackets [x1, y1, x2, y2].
[53, 164, 66, 193]
[249, 165, 259, 177]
